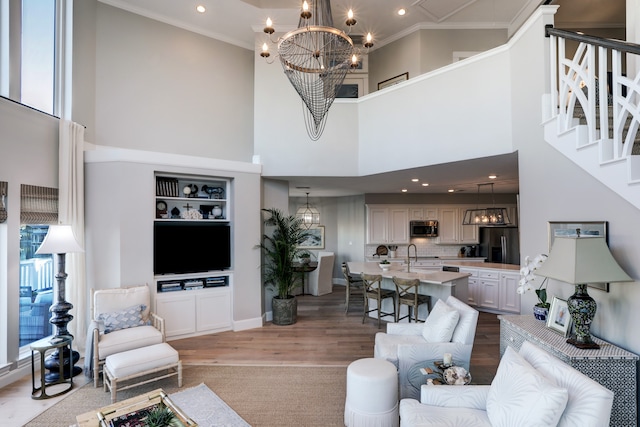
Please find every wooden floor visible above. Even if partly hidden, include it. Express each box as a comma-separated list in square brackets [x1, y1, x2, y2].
[170, 284, 501, 383]
[0, 285, 501, 426]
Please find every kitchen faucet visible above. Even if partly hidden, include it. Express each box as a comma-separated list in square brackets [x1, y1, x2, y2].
[407, 244, 417, 272]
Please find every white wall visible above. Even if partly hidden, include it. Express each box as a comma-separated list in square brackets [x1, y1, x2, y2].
[91, 3, 255, 161]
[0, 98, 59, 365]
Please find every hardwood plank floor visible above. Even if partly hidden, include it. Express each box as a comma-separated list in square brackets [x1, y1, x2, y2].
[0, 285, 500, 426]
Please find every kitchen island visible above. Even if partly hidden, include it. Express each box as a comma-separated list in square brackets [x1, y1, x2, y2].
[347, 262, 470, 322]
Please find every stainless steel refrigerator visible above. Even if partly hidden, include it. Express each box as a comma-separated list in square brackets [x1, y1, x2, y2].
[479, 227, 520, 265]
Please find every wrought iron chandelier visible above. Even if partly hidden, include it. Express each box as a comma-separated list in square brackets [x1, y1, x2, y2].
[462, 183, 511, 226]
[261, 1, 373, 141]
[296, 192, 320, 229]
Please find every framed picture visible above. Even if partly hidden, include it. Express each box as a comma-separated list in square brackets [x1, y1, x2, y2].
[298, 226, 325, 249]
[546, 296, 572, 337]
[547, 221, 609, 291]
[378, 72, 409, 90]
[336, 76, 369, 99]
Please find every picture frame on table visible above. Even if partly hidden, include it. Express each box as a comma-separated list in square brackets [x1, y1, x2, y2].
[546, 296, 572, 337]
[298, 226, 325, 250]
[378, 72, 409, 90]
[547, 221, 609, 292]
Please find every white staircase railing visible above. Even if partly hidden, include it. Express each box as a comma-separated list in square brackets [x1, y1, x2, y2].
[543, 27, 640, 209]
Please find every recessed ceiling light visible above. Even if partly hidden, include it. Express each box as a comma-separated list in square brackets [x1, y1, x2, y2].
[488, 174, 497, 179]
[421, 183, 429, 187]
[448, 189, 455, 193]
[397, 8, 406, 16]
[401, 189, 408, 192]
[196, 5, 206, 13]
[411, 178, 419, 182]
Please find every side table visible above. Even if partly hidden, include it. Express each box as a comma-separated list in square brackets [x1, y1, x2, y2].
[499, 314, 638, 427]
[31, 336, 73, 399]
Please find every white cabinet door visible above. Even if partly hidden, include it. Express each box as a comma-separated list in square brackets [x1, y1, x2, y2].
[196, 290, 231, 331]
[388, 209, 409, 244]
[499, 272, 521, 313]
[459, 207, 479, 244]
[460, 268, 479, 306]
[156, 293, 196, 337]
[436, 208, 458, 244]
[366, 206, 409, 244]
[367, 207, 389, 244]
[409, 208, 424, 220]
[425, 208, 438, 219]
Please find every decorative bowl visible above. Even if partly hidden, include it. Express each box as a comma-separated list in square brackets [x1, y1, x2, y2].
[443, 366, 472, 385]
[379, 263, 390, 271]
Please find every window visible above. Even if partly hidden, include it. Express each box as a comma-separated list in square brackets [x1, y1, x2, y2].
[0, 0, 61, 115]
[20, 0, 56, 114]
[19, 225, 54, 347]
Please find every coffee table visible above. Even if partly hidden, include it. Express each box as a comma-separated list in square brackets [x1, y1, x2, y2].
[75, 388, 197, 427]
[407, 359, 472, 391]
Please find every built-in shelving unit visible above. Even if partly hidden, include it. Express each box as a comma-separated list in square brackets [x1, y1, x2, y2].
[153, 173, 233, 339]
[155, 174, 230, 221]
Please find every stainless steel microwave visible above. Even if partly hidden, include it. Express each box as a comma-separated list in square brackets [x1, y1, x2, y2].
[410, 220, 438, 237]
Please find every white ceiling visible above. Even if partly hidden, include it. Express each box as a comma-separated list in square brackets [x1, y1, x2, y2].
[98, 0, 624, 196]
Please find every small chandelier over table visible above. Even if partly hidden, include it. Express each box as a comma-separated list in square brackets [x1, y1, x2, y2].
[261, 0, 373, 141]
[296, 192, 320, 229]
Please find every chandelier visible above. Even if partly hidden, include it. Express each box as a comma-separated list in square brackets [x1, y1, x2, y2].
[261, 1, 373, 141]
[462, 183, 511, 226]
[296, 192, 320, 229]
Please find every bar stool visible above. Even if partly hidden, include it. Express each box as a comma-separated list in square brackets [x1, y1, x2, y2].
[342, 262, 363, 314]
[361, 273, 396, 329]
[393, 276, 430, 323]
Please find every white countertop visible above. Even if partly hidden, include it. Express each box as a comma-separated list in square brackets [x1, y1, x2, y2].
[347, 262, 471, 285]
[441, 260, 521, 272]
[366, 256, 486, 262]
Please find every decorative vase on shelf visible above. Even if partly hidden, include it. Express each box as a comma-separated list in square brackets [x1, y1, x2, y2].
[212, 205, 223, 218]
[533, 306, 549, 321]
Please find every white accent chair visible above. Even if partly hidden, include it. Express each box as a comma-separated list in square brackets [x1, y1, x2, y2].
[374, 296, 478, 399]
[399, 341, 614, 427]
[87, 285, 165, 387]
[308, 251, 335, 296]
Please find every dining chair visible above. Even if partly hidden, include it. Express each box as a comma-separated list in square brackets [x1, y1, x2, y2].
[361, 273, 397, 329]
[393, 276, 430, 323]
[342, 262, 363, 314]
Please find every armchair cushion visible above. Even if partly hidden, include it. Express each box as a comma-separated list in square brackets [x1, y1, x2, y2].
[421, 299, 459, 343]
[97, 303, 147, 333]
[97, 324, 164, 359]
[486, 346, 568, 427]
[400, 398, 492, 427]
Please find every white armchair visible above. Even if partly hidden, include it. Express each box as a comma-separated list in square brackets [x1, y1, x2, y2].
[374, 296, 479, 399]
[308, 251, 335, 296]
[399, 341, 614, 427]
[86, 285, 165, 387]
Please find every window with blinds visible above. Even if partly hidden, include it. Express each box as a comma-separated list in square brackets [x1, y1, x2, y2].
[20, 184, 58, 224]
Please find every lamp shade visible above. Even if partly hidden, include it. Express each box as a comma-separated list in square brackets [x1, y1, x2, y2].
[35, 224, 84, 255]
[536, 236, 632, 284]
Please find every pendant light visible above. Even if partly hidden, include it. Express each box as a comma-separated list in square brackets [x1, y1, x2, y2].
[462, 183, 511, 226]
[296, 192, 320, 229]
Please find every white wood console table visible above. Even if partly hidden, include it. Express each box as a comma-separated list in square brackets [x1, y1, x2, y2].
[499, 315, 638, 427]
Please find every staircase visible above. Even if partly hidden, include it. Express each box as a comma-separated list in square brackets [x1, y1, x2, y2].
[542, 28, 640, 210]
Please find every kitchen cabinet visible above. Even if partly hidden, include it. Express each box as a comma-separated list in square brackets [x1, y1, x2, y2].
[457, 267, 519, 313]
[409, 207, 438, 220]
[436, 207, 479, 245]
[499, 272, 521, 313]
[366, 206, 409, 244]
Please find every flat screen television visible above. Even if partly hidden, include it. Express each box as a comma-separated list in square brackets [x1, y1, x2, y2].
[154, 222, 231, 275]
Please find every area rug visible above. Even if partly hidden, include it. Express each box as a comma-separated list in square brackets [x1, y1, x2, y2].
[170, 383, 250, 427]
[25, 365, 347, 427]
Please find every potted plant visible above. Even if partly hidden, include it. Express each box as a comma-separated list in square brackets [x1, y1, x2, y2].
[299, 251, 312, 264]
[259, 208, 310, 325]
[517, 254, 550, 320]
[379, 259, 391, 271]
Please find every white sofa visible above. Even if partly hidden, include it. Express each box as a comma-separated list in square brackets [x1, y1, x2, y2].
[399, 340, 614, 427]
[374, 296, 479, 399]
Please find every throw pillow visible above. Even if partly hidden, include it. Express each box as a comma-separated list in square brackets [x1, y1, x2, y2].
[421, 299, 460, 342]
[486, 346, 569, 427]
[97, 304, 147, 334]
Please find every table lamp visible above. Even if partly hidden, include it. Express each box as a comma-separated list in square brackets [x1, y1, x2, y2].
[535, 231, 632, 349]
[35, 224, 84, 380]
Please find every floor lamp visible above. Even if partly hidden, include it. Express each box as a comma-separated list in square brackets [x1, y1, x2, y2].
[35, 224, 84, 381]
[535, 232, 632, 349]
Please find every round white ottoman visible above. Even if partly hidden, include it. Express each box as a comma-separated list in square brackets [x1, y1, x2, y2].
[344, 358, 399, 427]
